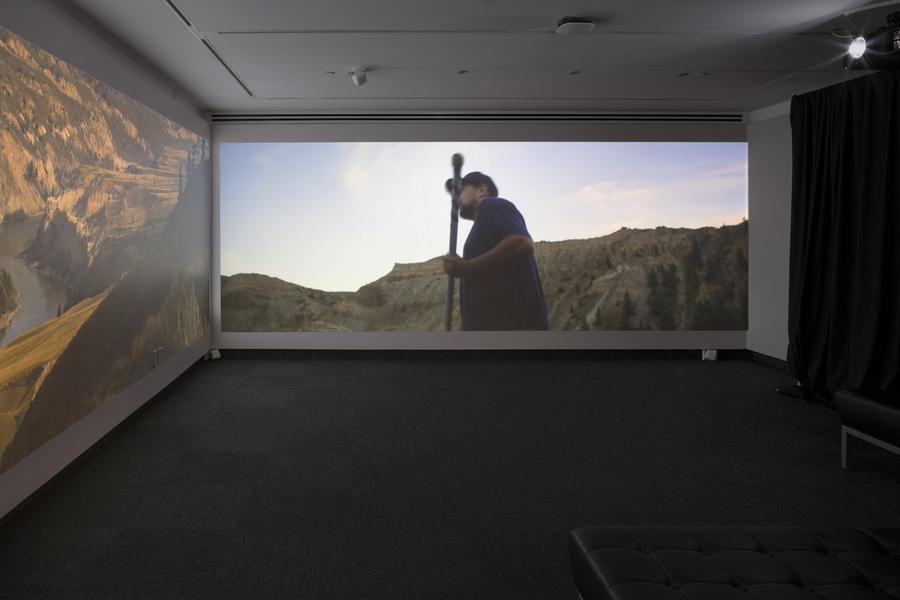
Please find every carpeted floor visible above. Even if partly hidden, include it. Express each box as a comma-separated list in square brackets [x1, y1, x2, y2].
[1, 357, 898, 599]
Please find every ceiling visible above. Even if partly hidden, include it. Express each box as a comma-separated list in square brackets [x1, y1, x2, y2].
[64, 0, 898, 115]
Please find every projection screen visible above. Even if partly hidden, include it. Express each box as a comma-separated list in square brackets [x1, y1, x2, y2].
[213, 119, 747, 350]
[0, 25, 210, 475]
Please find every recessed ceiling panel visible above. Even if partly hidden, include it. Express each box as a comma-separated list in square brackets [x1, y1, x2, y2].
[176, 0, 871, 35]
[63, 0, 887, 112]
[231, 66, 791, 102]
[207, 30, 852, 100]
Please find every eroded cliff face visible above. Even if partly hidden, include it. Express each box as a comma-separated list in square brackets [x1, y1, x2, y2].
[221, 222, 748, 332]
[0, 268, 19, 330]
[0, 161, 210, 473]
[0, 26, 203, 304]
[534, 223, 748, 330]
[0, 26, 210, 475]
[0, 28, 199, 209]
[23, 154, 194, 303]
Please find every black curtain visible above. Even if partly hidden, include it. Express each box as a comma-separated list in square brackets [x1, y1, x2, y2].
[788, 71, 900, 402]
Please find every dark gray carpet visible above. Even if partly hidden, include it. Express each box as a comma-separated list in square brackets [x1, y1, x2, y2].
[1, 357, 898, 599]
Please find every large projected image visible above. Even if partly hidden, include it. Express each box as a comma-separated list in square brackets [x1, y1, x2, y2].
[0, 27, 209, 474]
[220, 141, 747, 332]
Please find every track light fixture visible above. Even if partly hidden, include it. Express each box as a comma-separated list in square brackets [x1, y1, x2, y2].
[844, 11, 900, 69]
[848, 36, 867, 59]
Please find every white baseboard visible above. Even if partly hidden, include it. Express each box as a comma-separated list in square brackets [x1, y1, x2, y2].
[0, 336, 210, 521]
[215, 330, 748, 350]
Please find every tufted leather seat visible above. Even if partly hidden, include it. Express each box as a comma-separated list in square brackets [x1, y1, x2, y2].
[570, 527, 900, 600]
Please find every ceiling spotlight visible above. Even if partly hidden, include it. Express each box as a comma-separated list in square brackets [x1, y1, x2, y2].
[350, 69, 367, 87]
[843, 11, 900, 70]
[848, 36, 867, 59]
[555, 17, 595, 34]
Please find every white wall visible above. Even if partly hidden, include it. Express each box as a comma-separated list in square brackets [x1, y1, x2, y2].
[0, 0, 210, 520]
[747, 107, 792, 360]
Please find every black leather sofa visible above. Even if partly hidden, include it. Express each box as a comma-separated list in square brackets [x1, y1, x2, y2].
[570, 526, 900, 599]
[835, 390, 900, 469]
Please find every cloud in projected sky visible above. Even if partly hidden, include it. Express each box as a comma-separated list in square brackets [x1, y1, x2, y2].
[561, 163, 748, 235]
[220, 141, 747, 292]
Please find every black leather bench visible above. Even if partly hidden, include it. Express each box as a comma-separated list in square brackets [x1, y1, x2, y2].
[835, 390, 900, 469]
[570, 527, 900, 599]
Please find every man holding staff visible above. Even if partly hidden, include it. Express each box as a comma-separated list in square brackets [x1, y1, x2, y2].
[442, 171, 549, 331]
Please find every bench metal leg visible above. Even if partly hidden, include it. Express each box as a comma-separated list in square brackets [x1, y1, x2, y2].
[841, 426, 847, 469]
[842, 425, 900, 470]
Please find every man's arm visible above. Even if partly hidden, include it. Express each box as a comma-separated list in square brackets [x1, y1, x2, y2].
[443, 234, 533, 278]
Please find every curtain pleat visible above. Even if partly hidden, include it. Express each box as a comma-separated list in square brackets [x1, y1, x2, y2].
[788, 71, 900, 402]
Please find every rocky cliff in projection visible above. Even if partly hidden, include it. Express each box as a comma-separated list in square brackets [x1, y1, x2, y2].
[221, 221, 747, 332]
[0, 28, 197, 221]
[0, 163, 209, 471]
[0, 268, 20, 331]
[0, 26, 209, 474]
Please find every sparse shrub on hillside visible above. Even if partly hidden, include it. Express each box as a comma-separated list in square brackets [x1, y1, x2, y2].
[24, 159, 37, 182]
[683, 238, 703, 272]
[680, 238, 702, 325]
[0, 268, 17, 314]
[621, 291, 636, 329]
[646, 263, 679, 329]
[596, 255, 613, 272]
[692, 281, 738, 329]
[221, 288, 257, 311]
[2, 208, 29, 224]
[702, 253, 723, 284]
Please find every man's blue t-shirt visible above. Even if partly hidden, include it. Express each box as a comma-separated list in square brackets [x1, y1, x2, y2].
[460, 197, 549, 331]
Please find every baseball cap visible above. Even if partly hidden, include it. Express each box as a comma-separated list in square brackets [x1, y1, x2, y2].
[460, 171, 498, 197]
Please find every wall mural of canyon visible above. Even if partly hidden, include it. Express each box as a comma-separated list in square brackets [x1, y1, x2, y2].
[0, 27, 209, 475]
[220, 142, 747, 332]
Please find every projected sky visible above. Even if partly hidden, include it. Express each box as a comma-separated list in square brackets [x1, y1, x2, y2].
[220, 141, 747, 292]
